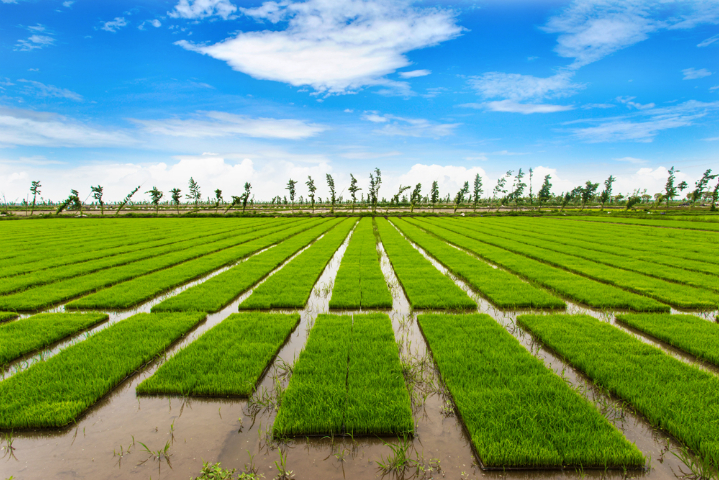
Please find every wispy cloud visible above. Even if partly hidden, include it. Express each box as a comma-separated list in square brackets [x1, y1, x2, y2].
[100, 17, 128, 33]
[460, 100, 574, 114]
[169, 0, 237, 20]
[682, 67, 712, 80]
[176, 0, 463, 95]
[17, 79, 83, 101]
[616, 96, 655, 109]
[62, 0, 74, 7]
[615, 156, 647, 164]
[467, 71, 578, 113]
[399, 69, 431, 78]
[138, 19, 162, 30]
[132, 111, 326, 140]
[362, 112, 459, 138]
[15, 25, 55, 51]
[698, 33, 719, 47]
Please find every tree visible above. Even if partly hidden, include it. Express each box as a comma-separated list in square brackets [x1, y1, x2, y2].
[305, 176, 317, 212]
[326, 174, 337, 214]
[241, 182, 252, 213]
[286, 179, 297, 209]
[89, 185, 105, 215]
[186, 177, 201, 211]
[369, 168, 382, 213]
[214, 189, 223, 213]
[454, 181, 470, 213]
[710, 178, 719, 211]
[170, 188, 182, 214]
[678, 181, 688, 194]
[509, 169, 526, 210]
[537, 175, 552, 211]
[146, 186, 164, 215]
[528, 168, 534, 206]
[391, 185, 410, 207]
[115, 186, 141, 215]
[348, 174, 361, 212]
[598, 175, 615, 211]
[29, 180, 41, 216]
[493, 171, 512, 212]
[410, 183, 422, 213]
[579, 181, 600, 211]
[690, 169, 717, 207]
[472, 174, 483, 212]
[560, 187, 581, 212]
[56, 189, 81, 215]
[664, 166, 679, 209]
[430, 181, 439, 211]
[625, 194, 641, 211]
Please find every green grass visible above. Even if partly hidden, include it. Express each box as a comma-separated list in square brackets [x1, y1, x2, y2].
[517, 313, 719, 468]
[0, 221, 304, 312]
[273, 314, 351, 435]
[137, 312, 299, 396]
[329, 217, 392, 309]
[67, 219, 320, 310]
[616, 313, 719, 365]
[393, 218, 564, 310]
[375, 218, 475, 310]
[0, 312, 205, 428]
[0, 312, 109, 365]
[413, 218, 668, 312]
[0, 312, 19, 323]
[152, 219, 334, 312]
[239, 218, 356, 310]
[274, 313, 413, 436]
[418, 313, 643, 468]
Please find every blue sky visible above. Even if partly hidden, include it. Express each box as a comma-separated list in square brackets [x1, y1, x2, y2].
[1, 0, 717, 202]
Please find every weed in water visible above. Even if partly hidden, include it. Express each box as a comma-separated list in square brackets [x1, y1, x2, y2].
[273, 448, 294, 480]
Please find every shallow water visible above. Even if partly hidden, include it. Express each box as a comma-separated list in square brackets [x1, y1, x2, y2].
[0, 219, 716, 480]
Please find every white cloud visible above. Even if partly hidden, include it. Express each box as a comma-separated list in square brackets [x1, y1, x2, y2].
[481, 100, 574, 114]
[469, 71, 581, 101]
[132, 111, 326, 140]
[542, 1, 719, 69]
[15, 25, 55, 51]
[169, 0, 237, 19]
[0, 107, 134, 148]
[340, 150, 401, 160]
[62, 0, 74, 7]
[361, 113, 389, 123]
[396, 164, 489, 198]
[101, 17, 128, 33]
[138, 19, 162, 30]
[343, 108, 353, 113]
[582, 103, 615, 109]
[615, 156, 647, 164]
[616, 96, 654, 109]
[176, 0, 462, 95]
[682, 67, 712, 80]
[17, 79, 83, 101]
[399, 69, 431, 78]
[704, 136, 719, 141]
[361, 113, 459, 137]
[698, 33, 719, 47]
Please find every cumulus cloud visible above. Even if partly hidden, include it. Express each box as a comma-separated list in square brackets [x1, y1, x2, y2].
[169, 0, 237, 20]
[100, 17, 128, 33]
[399, 69, 431, 78]
[17, 80, 83, 101]
[0, 107, 134, 148]
[176, 0, 462, 95]
[132, 111, 326, 140]
[396, 164, 489, 198]
[361, 112, 459, 137]
[682, 67, 712, 80]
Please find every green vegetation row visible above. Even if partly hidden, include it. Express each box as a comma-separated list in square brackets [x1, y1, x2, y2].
[0, 312, 19, 323]
[0, 312, 205, 428]
[67, 219, 321, 309]
[617, 313, 719, 366]
[392, 218, 564, 310]
[137, 313, 299, 396]
[375, 218, 475, 310]
[419, 313, 643, 468]
[0, 220, 301, 311]
[517, 313, 719, 468]
[0, 219, 258, 278]
[0, 220, 281, 294]
[483, 218, 719, 278]
[328, 218, 392, 309]
[567, 216, 719, 232]
[274, 313, 412, 436]
[152, 219, 335, 312]
[0, 313, 109, 365]
[239, 218, 356, 309]
[441, 218, 719, 310]
[411, 218, 668, 312]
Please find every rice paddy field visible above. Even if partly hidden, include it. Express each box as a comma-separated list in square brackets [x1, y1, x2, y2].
[1, 215, 718, 480]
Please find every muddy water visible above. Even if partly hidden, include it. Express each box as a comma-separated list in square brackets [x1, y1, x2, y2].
[1, 220, 716, 480]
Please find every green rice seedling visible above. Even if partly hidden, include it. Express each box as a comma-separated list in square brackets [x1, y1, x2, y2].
[392, 218, 564, 310]
[616, 313, 719, 366]
[345, 313, 413, 435]
[329, 217, 392, 309]
[375, 218, 475, 310]
[419, 313, 643, 469]
[449, 218, 719, 302]
[137, 313, 299, 396]
[0, 312, 109, 365]
[0, 312, 205, 428]
[0, 312, 19, 323]
[67, 220, 322, 310]
[566, 216, 719, 232]
[152, 219, 335, 313]
[273, 314, 351, 436]
[517, 313, 719, 469]
[239, 218, 356, 310]
[411, 218, 668, 312]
